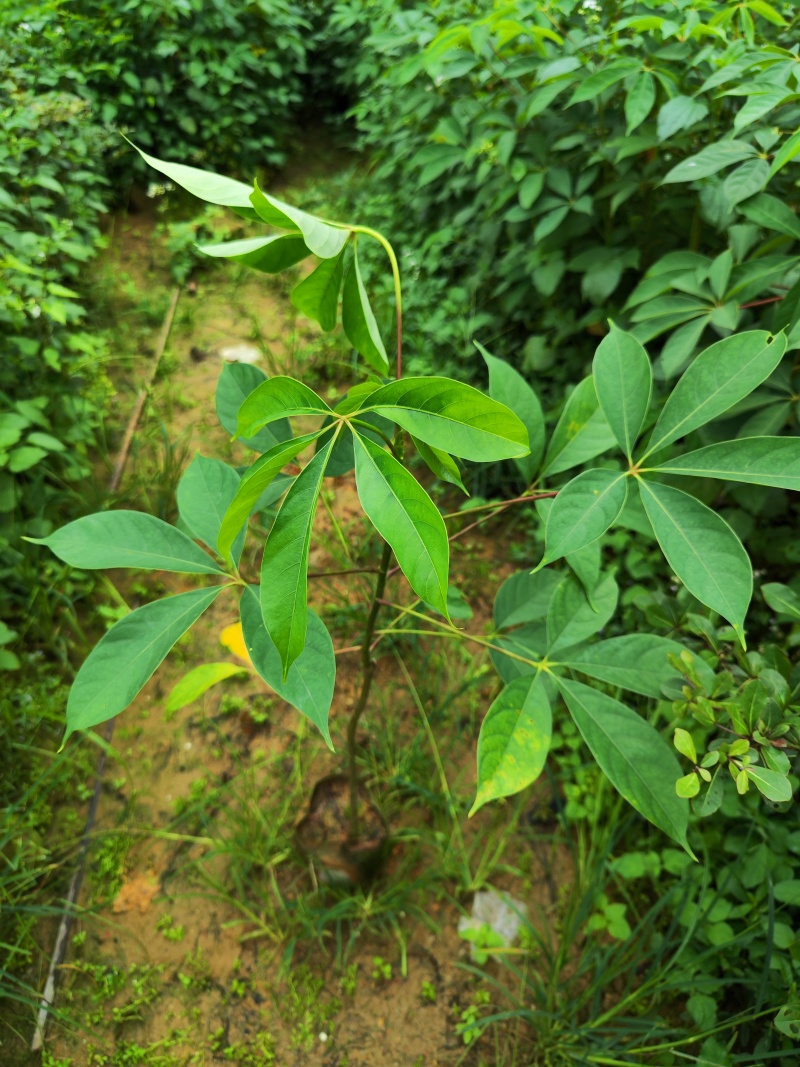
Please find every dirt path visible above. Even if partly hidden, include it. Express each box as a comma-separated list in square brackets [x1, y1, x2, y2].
[45, 163, 565, 1067]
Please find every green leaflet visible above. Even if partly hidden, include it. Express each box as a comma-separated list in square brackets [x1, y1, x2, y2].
[411, 436, 467, 493]
[361, 377, 529, 462]
[723, 159, 769, 208]
[625, 71, 655, 133]
[769, 128, 800, 178]
[198, 234, 311, 273]
[562, 634, 692, 698]
[177, 454, 244, 563]
[261, 438, 335, 678]
[165, 662, 248, 714]
[476, 341, 545, 480]
[342, 246, 389, 374]
[237, 376, 332, 440]
[744, 765, 792, 803]
[291, 246, 347, 331]
[555, 677, 691, 852]
[592, 325, 652, 458]
[352, 431, 449, 617]
[241, 585, 335, 748]
[493, 569, 561, 631]
[568, 59, 639, 105]
[215, 362, 291, 453]
[129, 141, 257, 216]
[29, 510, 225, 575]
[541, 469, 628, 566]
[739, 192, 800, 241]
[251, 180, 349, 260]
[762, 582, 800, 620]
[546, 572, 619, 656]
[566, 541, 602, 602]
[66, 587, 224, 739]
[217, 431, 322, 564]
[642, 331, 787, 459]
[661, 140, 757, 184]
[471, 675, 552, 816]
[652, 436, 800, 490]
[542, 376, 618, 477]
[639, 479, 752, 641]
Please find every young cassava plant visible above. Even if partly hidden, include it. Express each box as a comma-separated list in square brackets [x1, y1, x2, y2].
[31, 146, 798, 871]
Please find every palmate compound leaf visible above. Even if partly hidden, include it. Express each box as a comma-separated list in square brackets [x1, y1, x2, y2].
[28, 511, 225, 575]
[291, 245, 347, 331]
[341, 245, 389, 374]
[542, 376, 618, 477]
[592, 324, 652, 459]
[360, 378, 530, 462]
[217, 431, 322, 565]
[240, 585, 334, 748]
[555, 676, 692, 853]
[165, 662, 248, 714]
[651, 436, 800, 491]
[215, 362, 291, 453]
[639, 478, 752, 643]
[476, 341, 545, 481]
[352, 430, 450, 617]
[641, 331, 787, 460]
[177, 454, 244, 564]
[261, 437, 335, 679]
[470, 675, 552, 816]
[237, 376, 332, 440]
[539, 469, 628, 568]
[66, 586, 225, 740]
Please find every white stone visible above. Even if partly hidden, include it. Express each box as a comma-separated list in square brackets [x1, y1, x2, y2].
[219, 344, 261, 365]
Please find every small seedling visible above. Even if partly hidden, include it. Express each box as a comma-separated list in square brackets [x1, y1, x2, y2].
[371, 956, 392, 982]
[420, 980, 437, 1003]
[456, 989, 490, 1046]
[156, 914, 186, 942]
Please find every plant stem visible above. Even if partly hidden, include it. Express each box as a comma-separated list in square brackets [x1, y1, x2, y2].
[348, 225, 403, 378]
[346, 539, 393, 840]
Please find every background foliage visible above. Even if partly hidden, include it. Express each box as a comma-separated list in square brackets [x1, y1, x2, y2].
[2, 0, 800, 1060]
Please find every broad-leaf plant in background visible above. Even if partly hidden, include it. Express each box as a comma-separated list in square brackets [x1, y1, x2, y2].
[32, 145, 799, 864]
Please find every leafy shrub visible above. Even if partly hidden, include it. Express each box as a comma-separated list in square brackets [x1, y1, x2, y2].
[343, 0, 800, 378]
[0, 22, 115, 654]
[42, 0, 314, 179]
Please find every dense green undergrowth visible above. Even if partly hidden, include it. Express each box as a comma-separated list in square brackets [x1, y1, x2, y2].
[2, 0, 800, 1062]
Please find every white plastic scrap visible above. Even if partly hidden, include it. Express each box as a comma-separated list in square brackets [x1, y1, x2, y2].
[458, 890, 528, 961]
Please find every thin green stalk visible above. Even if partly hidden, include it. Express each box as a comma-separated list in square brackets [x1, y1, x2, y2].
[346, 540, 393, 840]
[394, 654, 473, 888]
[348, 225, 403, 379]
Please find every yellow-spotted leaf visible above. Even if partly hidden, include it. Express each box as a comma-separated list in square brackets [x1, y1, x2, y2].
[471, 675, 552, 816]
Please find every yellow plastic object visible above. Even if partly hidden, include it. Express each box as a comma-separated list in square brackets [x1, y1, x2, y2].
[220, 622, 252, 665]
